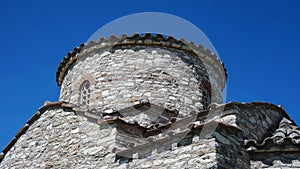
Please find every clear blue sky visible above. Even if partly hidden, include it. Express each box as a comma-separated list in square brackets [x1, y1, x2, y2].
[1, 1, 299, 151]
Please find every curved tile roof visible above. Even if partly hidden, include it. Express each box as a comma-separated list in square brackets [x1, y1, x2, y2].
[56, 33, 227, 87]
[245, 117, 300, 150]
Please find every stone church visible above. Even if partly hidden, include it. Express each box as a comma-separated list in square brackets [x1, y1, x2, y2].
[0, 33, 299, 168]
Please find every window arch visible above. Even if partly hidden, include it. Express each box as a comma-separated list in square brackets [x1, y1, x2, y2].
[79, 80, 91, 107]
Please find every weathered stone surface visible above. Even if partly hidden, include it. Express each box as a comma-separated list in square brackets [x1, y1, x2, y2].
[0, 106, 224, 168]
[1, 34, 299, 169]
[0, 108, 114, 168]
[59, 46, 218, 116]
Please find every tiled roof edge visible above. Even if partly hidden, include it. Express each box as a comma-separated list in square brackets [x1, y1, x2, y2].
[56, 33, 227, 87]
[245, 117, 300, 150]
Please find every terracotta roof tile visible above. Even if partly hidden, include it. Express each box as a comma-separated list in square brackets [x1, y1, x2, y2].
[245, 117, 300, 151]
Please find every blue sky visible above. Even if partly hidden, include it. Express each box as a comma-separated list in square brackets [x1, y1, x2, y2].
[1, 1, 299, 151]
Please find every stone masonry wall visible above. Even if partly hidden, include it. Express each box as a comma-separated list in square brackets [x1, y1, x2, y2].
[0, 107, 223, 169]
[111, 135, 218, 169]
[236, 105, 284, 142]
[59, 46, 216, 117]
[0, 107, 116, 169]
[250, 152, 300, 168]
[214, 126, 250, 168]
[202, 103, 286, 142]
[2, 102, 292, 169]
[251, 152, 300, 169]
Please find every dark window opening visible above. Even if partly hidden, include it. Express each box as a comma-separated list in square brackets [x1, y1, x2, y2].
[177, 135, 193, 147]
[202, 88, 211, 109]
[115, 154, 133, 164]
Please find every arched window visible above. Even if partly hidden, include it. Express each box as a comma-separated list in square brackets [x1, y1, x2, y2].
[80, 80, 91, 106]
[199, 80, 211, 109]
[202, 88, 211, 109]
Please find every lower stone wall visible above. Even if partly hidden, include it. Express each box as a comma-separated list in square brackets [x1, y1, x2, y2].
[214, 125, 250, 169]
[5, 103, 295, 169]
[0, 107, 221, 169]
[0, 107, 116, 168]
[250, 152, 300, 168]
[110, 137, 217, 169]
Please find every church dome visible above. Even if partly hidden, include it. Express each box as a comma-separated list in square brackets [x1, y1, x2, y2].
[56, 33, 227, 116]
